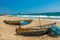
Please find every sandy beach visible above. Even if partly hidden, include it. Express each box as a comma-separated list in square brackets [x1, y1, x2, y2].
[0, 15, 60, 40]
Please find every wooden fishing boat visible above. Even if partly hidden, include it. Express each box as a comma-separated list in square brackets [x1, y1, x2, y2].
[4, 19, 32, 25]
[15, 14, 56, 36]
[16, 22, 56, 36]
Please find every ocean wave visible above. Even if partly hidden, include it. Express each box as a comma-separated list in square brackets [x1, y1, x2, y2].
[8, 15, 60, 19]
[16, 15, 60, 19]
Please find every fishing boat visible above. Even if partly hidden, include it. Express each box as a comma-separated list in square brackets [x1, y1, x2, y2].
[15, 14, 56, 36]
[4, 19, 32, 25]
[16, 22, 56, 36]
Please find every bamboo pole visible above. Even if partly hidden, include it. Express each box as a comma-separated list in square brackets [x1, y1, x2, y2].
[39, 13, 42, 27]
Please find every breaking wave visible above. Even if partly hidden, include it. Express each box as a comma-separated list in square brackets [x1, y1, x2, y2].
[9, 15, 60, 21]
[16, 15, 60, 19]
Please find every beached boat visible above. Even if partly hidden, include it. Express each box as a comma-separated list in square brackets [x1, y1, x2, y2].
[16, 22, 56, 36]
[4, 19, 32, 25]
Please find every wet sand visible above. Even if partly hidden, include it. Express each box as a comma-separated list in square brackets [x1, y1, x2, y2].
[0, 15, 60, 40]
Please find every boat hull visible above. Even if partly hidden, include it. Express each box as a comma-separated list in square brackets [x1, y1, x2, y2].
[16, 28, 48, 36]
[4, 19, 32, 25]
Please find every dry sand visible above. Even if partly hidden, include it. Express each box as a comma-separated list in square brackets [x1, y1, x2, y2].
[0, 15, 60, 40]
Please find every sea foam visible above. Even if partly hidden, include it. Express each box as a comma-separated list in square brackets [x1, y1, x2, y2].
[16, 15, 60, 18]
[9, 15, 60, 21]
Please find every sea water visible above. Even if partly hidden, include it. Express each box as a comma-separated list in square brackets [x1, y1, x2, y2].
[9, 12, 60, 21]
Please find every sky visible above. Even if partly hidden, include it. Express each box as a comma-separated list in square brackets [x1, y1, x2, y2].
[0, 0, 60, 14]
